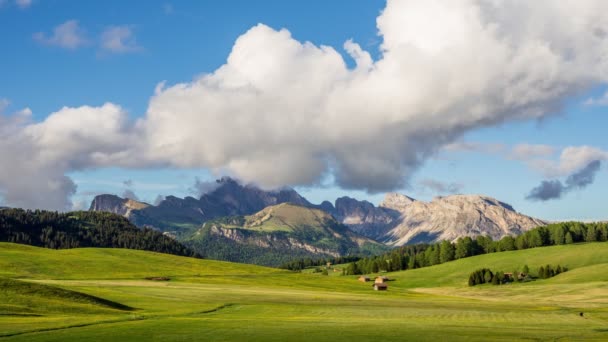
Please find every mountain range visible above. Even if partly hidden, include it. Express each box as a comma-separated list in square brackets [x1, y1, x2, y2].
[183, 203, 386, 265]
[90, 177, 311, 233]
[89, 177, 547, 265]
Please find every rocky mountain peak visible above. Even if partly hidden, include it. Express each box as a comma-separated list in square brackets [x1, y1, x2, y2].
[91, 177, 313, 231]
[433, 194, 516, 212]
[380, 194, 546, 246]
[204, 177, 311, 215]
[89, 194, 127, 214]
[379, 193, 416, 211]
[89, 194, 149, 217]
[332, 196, 400, 240]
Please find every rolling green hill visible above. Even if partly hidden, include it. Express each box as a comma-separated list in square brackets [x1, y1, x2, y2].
[183, 203, 387, 266]
[1, 242, 608, 341]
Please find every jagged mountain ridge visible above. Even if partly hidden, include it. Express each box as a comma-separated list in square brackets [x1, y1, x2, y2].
[89, 177, 547, 247]
[321, 197, 400, 240]
[90, 177, 311, 231]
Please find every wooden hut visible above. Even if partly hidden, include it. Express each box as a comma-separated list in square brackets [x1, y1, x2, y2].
[375, 276, 389, 284]
[358, 276, 370, 282]
[373, 283, 388, 291]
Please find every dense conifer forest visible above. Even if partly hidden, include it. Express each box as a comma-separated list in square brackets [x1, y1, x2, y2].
[0, 209, 197, 257]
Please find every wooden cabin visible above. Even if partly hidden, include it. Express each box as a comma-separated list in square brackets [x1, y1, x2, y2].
[375, 276, 389, 284]
[358, 276, 370, 282]
[373, 283, 388, 291]
[504, 272, 526, 281]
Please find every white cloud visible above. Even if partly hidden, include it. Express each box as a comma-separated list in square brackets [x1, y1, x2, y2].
[446, 142, 606, 178]
[509, 144, 556, 160]
[15, 0, 31, 9]
[71, 198, 89, 211]
[524, 145, 608, 177]
[5, 0, 608, 209]
[99, 25, 142, 54]
[0, 103, 138, 210]
[33, 20, 88, 50]
[584, 90, 608, 106]
[442, 141, 507, 154]
[552, 146, 608, 176]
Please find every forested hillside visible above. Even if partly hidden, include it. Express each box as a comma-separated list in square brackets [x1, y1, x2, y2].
[0, 209, 197, 257]
[343, 221, 608, 274]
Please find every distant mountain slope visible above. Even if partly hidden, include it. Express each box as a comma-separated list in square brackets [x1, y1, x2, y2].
[90, 177, 312, 232]
[0, 209, 196, 257]
[183, 203, 387, 266]
[89, 176, 547, 248]
[323, 196, 401, 240]
[333, 193, 546, 246]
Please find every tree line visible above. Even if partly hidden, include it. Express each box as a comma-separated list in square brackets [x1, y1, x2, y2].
[0, 209, 198, 257]
[279, 256, 362, 271]
[468, 264, 567, 286]
[343, 221, 606, 275]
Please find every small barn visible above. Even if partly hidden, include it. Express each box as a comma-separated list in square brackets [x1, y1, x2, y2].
[358, 276, 370, 282]
[375, 276, 389, 284]
[373, 283, 388, 291]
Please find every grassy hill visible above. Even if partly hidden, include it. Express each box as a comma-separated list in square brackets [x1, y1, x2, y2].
[0, 243, 279, 280]
[239, 203, 342, 232]
[1, 242, 608, 341]
[183, 203, 387, 266]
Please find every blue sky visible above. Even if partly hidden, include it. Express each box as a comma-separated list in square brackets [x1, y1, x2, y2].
[0, 0, 607, 221]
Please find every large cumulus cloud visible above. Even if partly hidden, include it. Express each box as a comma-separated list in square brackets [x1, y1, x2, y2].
[142, 0, 608, 191]
[3, 0, 608, 209]
[0, 103, 136, 210]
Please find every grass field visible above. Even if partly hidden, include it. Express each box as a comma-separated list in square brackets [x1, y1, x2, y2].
[1, 242, 608, 341]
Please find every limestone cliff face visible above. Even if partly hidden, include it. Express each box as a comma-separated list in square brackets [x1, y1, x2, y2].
[377, 193, 547, 246]
[88, 195, 149, 218]
[331, 197, 399, 240]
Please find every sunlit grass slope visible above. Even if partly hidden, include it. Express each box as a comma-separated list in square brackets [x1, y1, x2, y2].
[386, 242, 608, 288]
[0, 243, 282, 279]
[1, 242, 608, 341]
[240, 203, 339, 232]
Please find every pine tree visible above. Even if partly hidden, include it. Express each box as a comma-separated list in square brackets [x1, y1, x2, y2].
[439, 241, 455, 263]
[586, 226, 598, 242]
[484, 270, 493, 283]
[544, 265, 552, 279]
[468, 274, 475, 286]
[565, 232, 574, 244]
[499, 236, 516, 251]
[552, 226, 565, 245]
[538, 266, 545, 279]
[529, 230, 543, 248]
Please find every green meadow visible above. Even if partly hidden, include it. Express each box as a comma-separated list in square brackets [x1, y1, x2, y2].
[1, 242, 608, 341]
